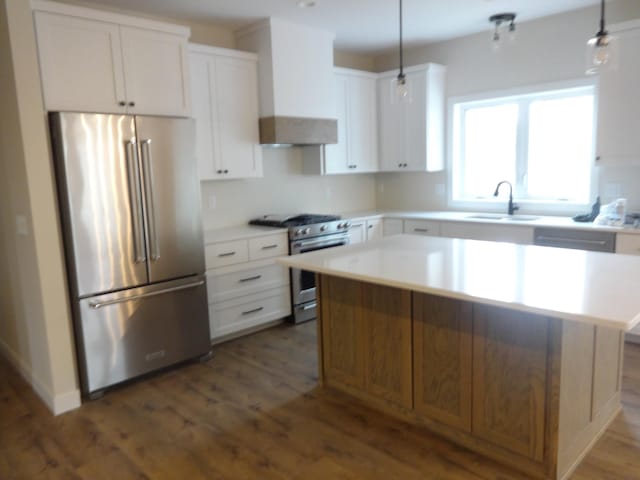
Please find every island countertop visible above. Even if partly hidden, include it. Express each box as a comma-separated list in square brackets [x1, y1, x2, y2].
[278, 234, 640, 331]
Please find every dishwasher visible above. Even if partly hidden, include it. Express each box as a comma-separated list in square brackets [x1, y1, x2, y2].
[533, 227, 616, 252]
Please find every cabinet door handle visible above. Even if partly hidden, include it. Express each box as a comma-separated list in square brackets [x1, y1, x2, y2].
[239, 275, 262, 283]
[128, 101, 135, 107]
[414, 228, 429, 233]
[118, 101, 126, 107]
[261, 244, 278, 250]
[223, 169, 229, 174]
[218, 251, 236, 257]
[241, 306, 264, 316]
[368, 225, 373, 229]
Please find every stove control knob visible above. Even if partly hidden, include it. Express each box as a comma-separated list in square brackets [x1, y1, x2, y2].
[320, 225, 328, 232]
[295, 229, 303, 236]
[303, 228, 311, 235]
[343, 221, 351, 228]
[337, 223, 344, 229]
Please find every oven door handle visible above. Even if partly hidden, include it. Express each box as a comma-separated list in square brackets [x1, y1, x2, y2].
[292, 235, 350, 251]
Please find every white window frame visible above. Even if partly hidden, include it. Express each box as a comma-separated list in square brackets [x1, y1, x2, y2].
[447, 78, 598, 215]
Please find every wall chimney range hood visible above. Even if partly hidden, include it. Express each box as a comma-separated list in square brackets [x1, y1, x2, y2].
[236, 18, 338, 146]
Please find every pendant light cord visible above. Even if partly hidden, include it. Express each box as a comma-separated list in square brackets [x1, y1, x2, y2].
[599, 0, 606, 35]
[399, 0, 404, 78]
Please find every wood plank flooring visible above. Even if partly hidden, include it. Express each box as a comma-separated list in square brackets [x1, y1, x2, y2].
[1, 321, 639, 479]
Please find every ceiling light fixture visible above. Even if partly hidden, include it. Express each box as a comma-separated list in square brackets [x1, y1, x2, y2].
[296, 0, 316, 8]
[394, 0, 410, 101]
[489, 13, 516, 50]
[586, 0, 613, 74]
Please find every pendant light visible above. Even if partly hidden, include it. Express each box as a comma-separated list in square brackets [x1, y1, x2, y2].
[586, 0, 613, 74]
[489, 13, 516, 51]
[394, 0, 410, 101]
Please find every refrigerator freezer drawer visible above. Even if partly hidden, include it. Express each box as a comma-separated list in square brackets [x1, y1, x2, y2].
[75, 275, 211, 395]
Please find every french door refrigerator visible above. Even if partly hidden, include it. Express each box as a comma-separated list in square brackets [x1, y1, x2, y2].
[50, 112, 211, 398]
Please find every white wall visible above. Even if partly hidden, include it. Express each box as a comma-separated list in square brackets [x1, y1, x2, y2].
[375, 1, 640, 213]
[201, 148, 376, 229]
[0, 0, 80, 414]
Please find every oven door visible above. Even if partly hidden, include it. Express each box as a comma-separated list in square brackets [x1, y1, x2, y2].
[290, 233, 350, 307]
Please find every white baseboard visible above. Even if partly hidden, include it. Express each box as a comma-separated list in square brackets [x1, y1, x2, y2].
[0, 337, 81, 415]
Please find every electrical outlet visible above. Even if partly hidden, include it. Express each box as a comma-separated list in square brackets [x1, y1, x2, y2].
[208, 194, 217, 209]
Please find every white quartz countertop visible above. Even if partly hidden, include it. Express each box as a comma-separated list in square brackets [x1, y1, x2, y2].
[278, 234, 640, 331]
[341, 210, 640, 234]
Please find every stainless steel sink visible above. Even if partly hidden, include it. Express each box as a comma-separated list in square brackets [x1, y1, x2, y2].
[465, 214, 540, 222]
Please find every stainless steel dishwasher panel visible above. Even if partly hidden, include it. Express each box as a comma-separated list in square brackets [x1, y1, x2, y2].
[75, 275, 210, 395]
[533, 228, 616, 252]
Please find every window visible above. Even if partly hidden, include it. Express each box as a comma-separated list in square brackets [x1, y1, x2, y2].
[450, 82, 596, 209]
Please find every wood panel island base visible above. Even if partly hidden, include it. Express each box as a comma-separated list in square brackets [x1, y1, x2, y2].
[316, 275, 623, 480]
[279, 236, 640, 479]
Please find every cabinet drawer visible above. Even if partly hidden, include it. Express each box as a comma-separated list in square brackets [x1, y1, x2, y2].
[616, 233, 640, 255]
[205, 239, 248, 268]
[404, 219, 441, 236]
[207, 262, 289, 303]
[248, 234, 288, 260]
[209, 287, 291, 339]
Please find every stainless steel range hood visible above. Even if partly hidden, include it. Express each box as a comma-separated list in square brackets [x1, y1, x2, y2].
[237, 18, 338, 146]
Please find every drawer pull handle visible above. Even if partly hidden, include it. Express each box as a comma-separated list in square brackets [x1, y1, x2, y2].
[414, 228, 429, 233]
[218, 251, 236, 257]
[261, 244, 279, 250]
[239, 275, 262, 283]
[241, 306, 264, 316]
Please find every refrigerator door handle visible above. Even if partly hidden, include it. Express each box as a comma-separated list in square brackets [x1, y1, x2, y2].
[140, 139, 160, 261]
[89, 280, 205, 309]
[125, 139, 146, 263]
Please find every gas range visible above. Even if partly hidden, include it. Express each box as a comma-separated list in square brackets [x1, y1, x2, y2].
[249, 214, 351, 240]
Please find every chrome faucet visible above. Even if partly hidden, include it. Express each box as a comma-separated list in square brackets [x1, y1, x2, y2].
[493, 181, 519, 215]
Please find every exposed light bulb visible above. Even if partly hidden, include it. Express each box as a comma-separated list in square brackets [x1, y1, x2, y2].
[393, 75, 411, 103]
[586, 33, 613, 74]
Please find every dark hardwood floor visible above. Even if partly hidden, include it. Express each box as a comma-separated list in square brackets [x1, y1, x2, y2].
[1, 321, 639, 479]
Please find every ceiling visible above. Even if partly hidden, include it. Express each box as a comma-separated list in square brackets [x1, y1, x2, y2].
[83, 0, 602, 52]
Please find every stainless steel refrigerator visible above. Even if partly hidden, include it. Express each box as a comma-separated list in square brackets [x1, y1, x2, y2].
[50, 112, 211, 398]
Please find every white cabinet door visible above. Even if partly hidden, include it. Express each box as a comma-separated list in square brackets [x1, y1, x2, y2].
[383, 219, 403, 236]
[615, 233, 640, 255]
[366, 218, 383, 241]
[323, 74, 350, 174]
[189, 46, 262, 181]
[596, 26, 640, 165]
[34, 12, 127, 114]
[349, 74, 378, 172]
[349, 222, 366, 244]
[404, 219, 441, 236]
[214, 56, 262, 179]
[378, 64, 445, 173]
[120, 27, 190, 117]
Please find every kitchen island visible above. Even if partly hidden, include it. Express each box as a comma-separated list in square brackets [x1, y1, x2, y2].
[279, 235, 640, 480]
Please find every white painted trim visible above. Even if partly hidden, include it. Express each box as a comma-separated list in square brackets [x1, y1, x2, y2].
[189, 43, 258, 62]
[0, 337, 81, 415]
[31, 0, 190, 37]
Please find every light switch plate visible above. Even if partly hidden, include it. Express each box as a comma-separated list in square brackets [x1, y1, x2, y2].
[208, 194, 217, 209]
[16, 215, 28, 236]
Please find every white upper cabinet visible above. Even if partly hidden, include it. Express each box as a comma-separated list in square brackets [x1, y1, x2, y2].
[303, 68, 378, 175]
[33, 1, 190, 117]
[596, 22, 640, 165]
[189, 44, 262, 181]
[378, 63, 446, 172]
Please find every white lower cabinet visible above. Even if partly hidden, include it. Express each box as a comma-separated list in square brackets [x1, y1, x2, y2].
[206, 230, 290, 341]
[615, 233, 640, 343]
[348, 216, 383, 244]
[382, 218, 403, 237]
[403, 219, 441, 236]
[440, 222, 533, 245]
[366, 218, 383, 241]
